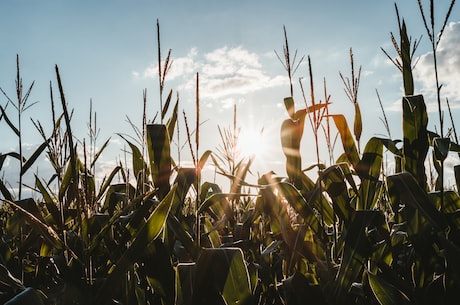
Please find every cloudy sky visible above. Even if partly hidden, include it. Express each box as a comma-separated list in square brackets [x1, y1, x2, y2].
[1, 0, 459, 194]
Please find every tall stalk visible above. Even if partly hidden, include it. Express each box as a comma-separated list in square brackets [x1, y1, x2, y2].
[417, 0, 456, 137]
[0, 55, 36, 200]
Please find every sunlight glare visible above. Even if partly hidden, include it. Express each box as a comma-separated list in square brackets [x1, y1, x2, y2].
[237, 128, 268, 160]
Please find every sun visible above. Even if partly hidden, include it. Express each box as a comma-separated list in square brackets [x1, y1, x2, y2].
[236, 127, 268, 160]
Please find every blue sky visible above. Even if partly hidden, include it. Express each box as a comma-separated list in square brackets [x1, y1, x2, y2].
[1, 1, 459, 195]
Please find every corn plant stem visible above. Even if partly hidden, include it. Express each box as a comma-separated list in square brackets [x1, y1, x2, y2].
[15, 56, 24, 200]
[195, 73, 201, 249]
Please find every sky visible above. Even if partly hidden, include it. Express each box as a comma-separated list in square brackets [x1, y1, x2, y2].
[1, 0, 460, 196]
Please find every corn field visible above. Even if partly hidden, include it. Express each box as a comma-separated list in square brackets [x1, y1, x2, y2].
[1, 2, 460, 305]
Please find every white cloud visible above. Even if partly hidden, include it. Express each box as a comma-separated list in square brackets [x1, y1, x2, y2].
[137, 46, 287, 104]
[414, 21, 460, 110]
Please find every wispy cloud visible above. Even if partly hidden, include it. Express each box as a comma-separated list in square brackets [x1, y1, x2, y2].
[137, 46, 287, 104]
[414, 21, 460, 110]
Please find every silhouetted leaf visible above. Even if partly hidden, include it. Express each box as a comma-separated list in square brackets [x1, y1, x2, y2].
[4, 287, 45, 305]
[331, 114, 360, 169]
[366, 270, 411, 305]
[146, 124, 172, 200]
[402, 95, 428, 189]
[193, 248, 253, 305]
[356, 137, 384, 210]
[0, 105, 19, 136]
[387, 173, 448, 231]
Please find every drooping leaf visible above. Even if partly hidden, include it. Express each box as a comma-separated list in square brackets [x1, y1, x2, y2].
[331, 114, 360, 170]
[0, 152, 22, 170]
[433, 137, 451, 162]
[0, 105, 19, 136]
[3, 287, 45, 305]
[0, 264, 24, 291]
[90, 137, 111, 168]
[95, 165, 123, 203]
[118, 134, 147, 183]
[366, 270, 411, 305]
[317, 165, 354, 224]
[0, 179, 13, 201]
[387, 172, 448, 231]
[277, 181, 328, 241]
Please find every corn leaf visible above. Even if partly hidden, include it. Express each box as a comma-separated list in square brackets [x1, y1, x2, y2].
[192, 248, 253, 305]
[387, 173, 448, 231]
[356, 137, 384, 210]
[3, 287, 45, 305]
[118, 134, 147, 182]
[277, 181, 327, 241]
[402, 95, 429, 190]
[366, 270, 411, 305]
[333, 210, 383, 302]
[0, 105, 19, 137]
[96, 184, 177, 303]
[331, 114, 360, 170]
[146, 124, 172, 200]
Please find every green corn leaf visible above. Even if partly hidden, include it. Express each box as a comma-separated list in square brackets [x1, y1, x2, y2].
[95, 165, 123, 203]
[198, 149, 213, 171]
[176, 263, 196, 305]
[161, 89, 173, 121]
[353, 102, 362, 144]
[356, 137, 384, 210]
[0, 179, 13, 201]
[96, 184, 177, 304]
[166, 94, 179, 140]
[0, 152, 22, 170]
[192, 248, 253, 305]
[118, 134, 148, 182]
[0, 105, 19, 137]
[167, 215, 198, 260]
[331, 114, 360, 170]
[58, 156, 82, 202]
[402, 95, 429, 190]
[20, 139, 50, 176]
[433, 137, 451, 162]
[277, 181, 328, 241]
[146, 124, 172, 200]
[400, 21, 414, 96]
[90, 137, 111, 168]
[317, 165, 354, 224]
[141, 239, 176, 305]
[366, 270, 411, 305]
[35, 176, 61, 227]
[387, 173, 447, 231]
[333, 210, 383, 302]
